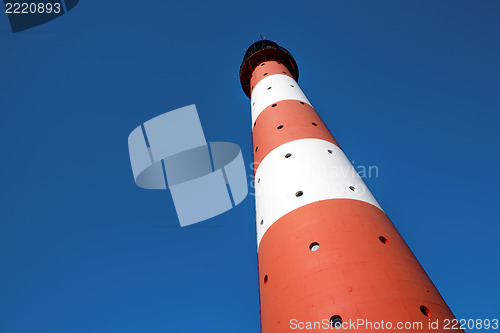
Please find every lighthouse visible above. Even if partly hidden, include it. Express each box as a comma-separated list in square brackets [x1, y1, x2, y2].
[239, 40, 462, 333]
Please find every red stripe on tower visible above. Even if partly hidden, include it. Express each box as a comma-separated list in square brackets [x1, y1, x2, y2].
[240, 40, 462, 333]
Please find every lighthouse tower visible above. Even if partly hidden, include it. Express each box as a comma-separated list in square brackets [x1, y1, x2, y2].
[240, 41, 462, 333]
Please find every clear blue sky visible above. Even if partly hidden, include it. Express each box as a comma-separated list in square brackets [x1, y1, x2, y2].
[1, 1, 499, 332]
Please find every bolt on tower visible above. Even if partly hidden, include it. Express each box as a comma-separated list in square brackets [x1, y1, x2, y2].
[240, 40, 462, 333]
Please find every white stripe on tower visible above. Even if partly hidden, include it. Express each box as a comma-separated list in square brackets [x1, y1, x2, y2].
[254, 138, 381, 246]
[251, 74, 311, 126]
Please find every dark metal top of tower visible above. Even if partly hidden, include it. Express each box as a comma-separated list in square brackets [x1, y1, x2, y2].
[239, 40, 299, 97]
